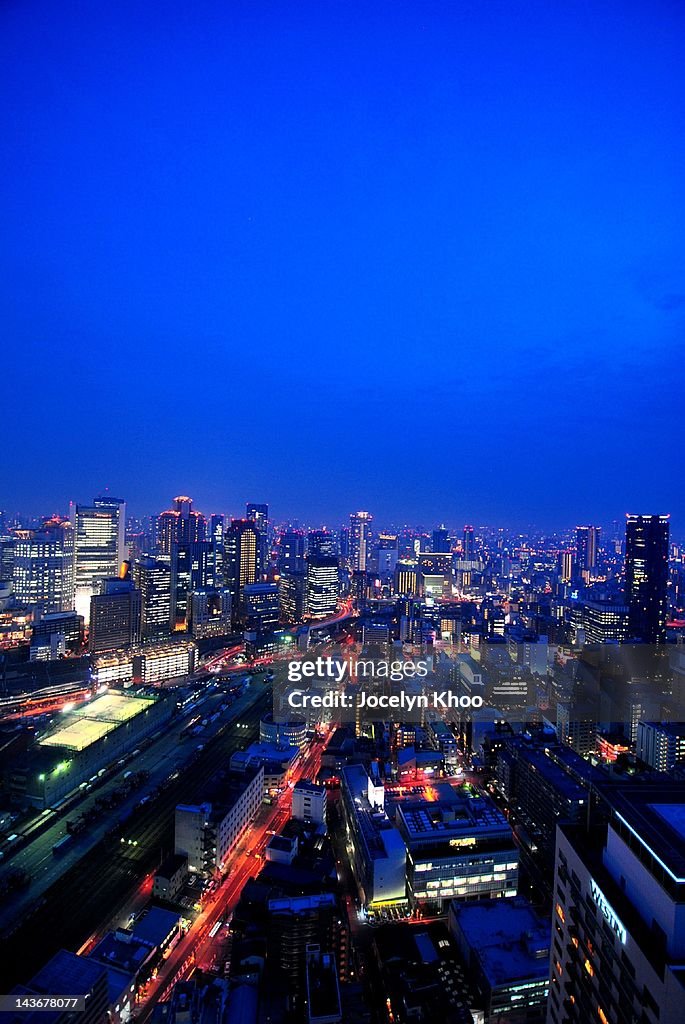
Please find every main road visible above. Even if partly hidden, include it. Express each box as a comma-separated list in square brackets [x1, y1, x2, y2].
[133, 729, 331, 1021]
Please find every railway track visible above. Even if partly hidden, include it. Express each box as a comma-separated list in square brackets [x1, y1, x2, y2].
[0, 690, 270, 989]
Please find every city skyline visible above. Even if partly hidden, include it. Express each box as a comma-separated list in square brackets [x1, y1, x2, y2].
[3, 494, 682, 546]
[2, 0, 685, 526]
[2, 5, 685, 1019]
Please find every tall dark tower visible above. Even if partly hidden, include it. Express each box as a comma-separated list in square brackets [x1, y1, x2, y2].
[462, 525, 475, 560]
[625, 514, 670, 644]
[575, 525, 601, 581]
[277, 530, 306, 573]
[432, 525, 450, 552]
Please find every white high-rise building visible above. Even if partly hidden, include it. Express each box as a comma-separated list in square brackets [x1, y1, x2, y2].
[349, 511, 372, 572]
[12, 519, 75, 613]
[73, 496, 126, 621]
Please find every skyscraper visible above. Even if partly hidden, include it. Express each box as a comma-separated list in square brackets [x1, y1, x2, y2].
[394, 560, 419, 597]
[225, 519, 260, 617]
[575, 525, 601, 581]
[241, 582, 279, 633]
[307, 529, 337, 559]
[277, 530, 306, 573]
[246, 502, 269, 576]
[377, 533, 399, 579]
[558, 549, 574, 584]
[209, 513, 225, 587]
[12, 519, 75, 613]
[89, 577, 141, 654]
[157, 496, 206, 555]
[349, 511, 372, 572]
[278, 568, 306, 622]
[245, 502, 268, 535]
[625, 514, 670, 643]
[132, 556, 172, 640]
[170, 540, 213, 630]
[462, 525, 475, 560]
[306, 556, 339, 619]
[73, 497, 126, 621]
[432, 525, 450, 552]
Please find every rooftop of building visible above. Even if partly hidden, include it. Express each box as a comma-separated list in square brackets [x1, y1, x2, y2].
[640, 720, 685, 738]
[511, 745, 588, 802]
[268, 892, 336, 914]
[294, 780, 325, 793]
[267, 834, 297, 854]
[29, 949, 106, 996]
[130, 906, 181, 950]
[372, 923, 474, 1024]
[89, 932, 152, 975]
[394, 785, 511, 843]
[449, 897, 550, 987]
[341, 764, 407, 861]
[601, 778, 685, 881]
[305, 949, 341, 1023]
[241, 740, 299, 764]
[156, 852, 188, 880]
[180, 764, 263, 823]
[37, 691, 154, 751]
[396, 746, 444, 768]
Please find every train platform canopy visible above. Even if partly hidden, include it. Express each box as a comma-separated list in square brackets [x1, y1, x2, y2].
[38, 692, 153, 751]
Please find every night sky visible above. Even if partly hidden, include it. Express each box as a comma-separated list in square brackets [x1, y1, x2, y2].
[2, 1, 684, 528]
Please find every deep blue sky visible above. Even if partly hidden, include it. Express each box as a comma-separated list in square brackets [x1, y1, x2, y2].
[2, 1, 684, 528]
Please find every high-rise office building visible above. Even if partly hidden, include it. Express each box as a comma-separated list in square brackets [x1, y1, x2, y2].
[170, 540, 213, 630]
[549, 782, 685, 1024]
[339, 526, 350, 563]
[209, 513, 225, 587]
[307, 529, 337, 559]
[432, 525, 450, 552]
[89, 578, 141, 654]
[0, 534, 16, 583]
[558, 550, 574, 584]
[73, 496, 126, 621]
[625, 514, 670, 643]
[570, 598, 628, 644]
[306, 556, 339, 619]
[188, 587, 232, 638]
[12, 519, 75, 613]
[277, 530, 306, 573]
[377, 533, 399, 579]
[246, 502, 269, 575]
[132, 556, 172, 640]
[575, 525, 601, 581]
[279, 568, 306, 623]
[349, 511, 372, 572]
[394, 560, 419, 597]
[635, 721, 685, 771]
[241, 582, 279, 633]
[225, 519, 260, 617]
[157, 496, 206, 555]
[462, 525, 475, 560]
[246, 502, 268, 534]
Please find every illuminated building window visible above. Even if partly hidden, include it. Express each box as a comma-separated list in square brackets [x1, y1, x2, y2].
[555, 903, 565, 923]
[584, 958, 594, 977]
[598, 1008, 609, 1024]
